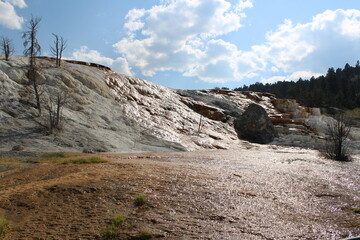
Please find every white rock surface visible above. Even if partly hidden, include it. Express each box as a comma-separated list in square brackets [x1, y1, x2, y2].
[1, 56, 352, 153]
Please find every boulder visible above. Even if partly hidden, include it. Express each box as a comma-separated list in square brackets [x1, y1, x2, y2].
[12, 145, 24, 151]
[234, 104, 276, 144]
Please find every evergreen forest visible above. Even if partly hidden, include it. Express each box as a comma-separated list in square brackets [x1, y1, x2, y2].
[234, 62, 360, 109]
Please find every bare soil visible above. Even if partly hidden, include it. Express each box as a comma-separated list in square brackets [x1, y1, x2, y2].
[0, 145, 359, 239]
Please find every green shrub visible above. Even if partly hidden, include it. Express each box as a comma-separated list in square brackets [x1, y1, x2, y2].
[111, 214, 126, 227]
[99, 214, 126, 240]
[0, 217, 9, 238]
[62, 157, 107, 164]
[100, 225, 118, 240]
[133, 194, 147, 207]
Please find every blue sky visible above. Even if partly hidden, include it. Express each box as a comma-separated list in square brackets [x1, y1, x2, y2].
[1, 0, 359, 90]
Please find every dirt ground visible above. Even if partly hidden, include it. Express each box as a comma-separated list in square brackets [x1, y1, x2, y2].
[0, 145, 359, 240]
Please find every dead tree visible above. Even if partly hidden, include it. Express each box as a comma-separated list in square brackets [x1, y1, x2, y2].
[43, 88, 68, 134]
[0, 36, 15, 61]
[50, 33, 67, 67]
[22, 16, 42, 116]
[324, 114, 352, 161]
[198, 115, 203, 133]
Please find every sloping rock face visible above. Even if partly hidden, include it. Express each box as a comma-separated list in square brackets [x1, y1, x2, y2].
[0, 57, 186, 152]
[178, 90, 244, 119]
[234, 104, 276, 144]
[0, 56, 335, 152]
[180, 99, 227, 122]
[2, 57, 255, 152]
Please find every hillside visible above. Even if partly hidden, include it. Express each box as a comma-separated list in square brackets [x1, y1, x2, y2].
[3, 56, 360, 155]
[1, 56, 337, 153]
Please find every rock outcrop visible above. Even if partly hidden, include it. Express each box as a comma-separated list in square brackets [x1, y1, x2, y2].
[234, 104, 276, 144]
[1, 56, 349, 152]
[272, 99, 311, 118]
[180, 99, 227, 122]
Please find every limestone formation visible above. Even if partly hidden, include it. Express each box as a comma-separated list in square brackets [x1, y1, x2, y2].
[1, 56, 351, 152]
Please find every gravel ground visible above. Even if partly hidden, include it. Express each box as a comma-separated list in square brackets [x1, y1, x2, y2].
[0, 144, 359, 239]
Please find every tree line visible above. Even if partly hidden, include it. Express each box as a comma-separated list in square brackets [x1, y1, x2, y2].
[234, 62, 360, 109]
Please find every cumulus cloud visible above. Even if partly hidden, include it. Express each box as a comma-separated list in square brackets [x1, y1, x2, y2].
[0, 0, 27, 29]
[114, 0, 253, 82]
[72, 46, 115, 66]
[210, 8, 360, 83]
[115, 1, 360, 84]
[71, 46, 133, 76]
[124, 8, 145, 32]
[236, 0, 253, 14]
[261, 71, 323, 84]
[113, 57, 133, 76]
[254, 9, 360, 78]
[5, 0, 26, 8]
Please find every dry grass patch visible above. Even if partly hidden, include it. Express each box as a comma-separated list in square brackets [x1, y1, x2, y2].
[27, 152, 72, 163]
[0, 216, 9, 238]
[0, 157, 22, 165]
[28, 153, 107, 164]
[62, 157, 107, 164]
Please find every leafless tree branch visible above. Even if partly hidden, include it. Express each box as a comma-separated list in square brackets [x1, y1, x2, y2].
[50, 33, 67, 67]
[0, 36, 15, 61]
[324, 114, 352, 161]
[22, 16, 42, 116]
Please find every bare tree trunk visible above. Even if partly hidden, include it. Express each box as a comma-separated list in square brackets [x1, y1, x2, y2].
[43, 88, 68, 133]
[33, 79, 41, 116]
[23, 16, 42, 116]
[51, 33, 67, 67]
[28, 68, 41, 116]
[1, 37, 15, 61]
[198, 115, 203, 133]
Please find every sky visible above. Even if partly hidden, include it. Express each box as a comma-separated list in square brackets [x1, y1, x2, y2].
[0, 0, 360, 90]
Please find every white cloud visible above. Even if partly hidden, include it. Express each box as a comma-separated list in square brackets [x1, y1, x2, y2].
[254, 9, 360, 75]
[0, 0, 26, 29]
[261, 71, 322, 84]
[115, 2, 360, 84]
[5, 0, 26, 8]
[236, 0, 253, 12]
[124, 8, 145, 32]
[185, 39, 263, 82]
[114, 0, 253, 82]
[71, 46, 133, 76]
[271, 66, 279, 72]
[194, 8, 360, 83]
[72, 46, 115, 66]
[113, 57, 133, 76]
[186, 59, 236, 83]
